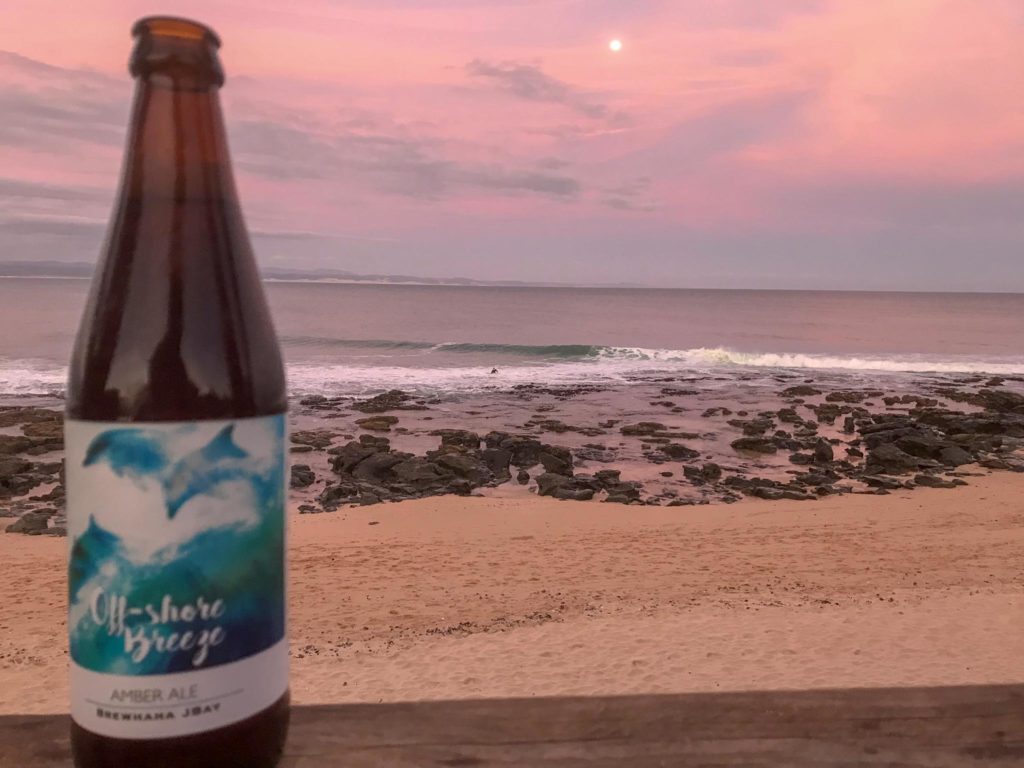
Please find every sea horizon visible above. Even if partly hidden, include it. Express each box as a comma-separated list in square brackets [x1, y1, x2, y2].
[2, 277, 1022, 399]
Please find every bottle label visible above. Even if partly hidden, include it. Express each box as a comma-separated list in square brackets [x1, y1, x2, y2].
[66, 415, 288, 739]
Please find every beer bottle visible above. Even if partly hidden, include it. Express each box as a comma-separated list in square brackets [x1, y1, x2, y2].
[65, 17, 289, 768]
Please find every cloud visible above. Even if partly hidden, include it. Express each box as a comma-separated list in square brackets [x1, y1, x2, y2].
[0, 51, 128, 150]
[0, 214, 106, 237]
[0, 177, 110, 203]
[465, 59, 611, 119]
[231, 114, 582, 200]
[616, 89, 817, 177]
[601, 177, 657, 212]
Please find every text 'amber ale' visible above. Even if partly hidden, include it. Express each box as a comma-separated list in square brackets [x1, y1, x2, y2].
[66, 17, 289, 768]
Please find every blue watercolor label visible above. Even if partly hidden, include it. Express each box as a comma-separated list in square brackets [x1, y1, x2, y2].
[66, 416, 287, 677]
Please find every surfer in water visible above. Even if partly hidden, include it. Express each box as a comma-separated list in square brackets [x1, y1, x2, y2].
[490, 367, 498, 374]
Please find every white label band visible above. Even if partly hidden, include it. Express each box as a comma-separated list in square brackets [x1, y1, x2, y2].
[71, 639, 288, 739]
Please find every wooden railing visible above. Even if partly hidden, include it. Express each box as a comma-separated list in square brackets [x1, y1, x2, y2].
[3, 684, 1023, 766]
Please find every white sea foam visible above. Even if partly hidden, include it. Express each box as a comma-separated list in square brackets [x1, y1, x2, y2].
[597, 347, 1024, 375]
[3, 346, 1022, 399]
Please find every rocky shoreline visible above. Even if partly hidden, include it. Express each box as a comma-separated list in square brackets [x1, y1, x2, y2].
[4, 372, 1022, 537]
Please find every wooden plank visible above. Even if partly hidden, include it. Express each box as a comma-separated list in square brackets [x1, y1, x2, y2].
[2, 684, 1023, 767]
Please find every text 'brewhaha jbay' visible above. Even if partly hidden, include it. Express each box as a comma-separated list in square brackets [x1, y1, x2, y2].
[66, 18, 289, 768]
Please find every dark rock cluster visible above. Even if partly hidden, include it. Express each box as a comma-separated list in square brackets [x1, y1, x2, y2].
[2, 379, 1023, 530]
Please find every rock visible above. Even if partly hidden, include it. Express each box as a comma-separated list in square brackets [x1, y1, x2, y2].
[777, 408, 802, 424]
[660, 443, 700, 461]
[351, 389, 428, 413]
[0, 435, 32, 455]
[794, 471, 835, 486]
[328, 435, 391, 474]
[21, 420, 63, 440]
[979, 457, 1013, 470]
[782, 385, 822, 397]
[6, 510, 52, 534]
[538, 445, 573, 476]
[780, 489, 816, 501]
[603, 481, 644, 504]
[319, 482, 361, 508]
[863, 475, 905, 490]
[0, 457, 33, 478]
[390, 457, 449, 489]
[938, 445, 974, 467]
[480, 448, 512, 478]
[290, 464, 316, 489]
[501, 436, 544, 468]
[813, 438, 834, 464]
[701, 462, 723, 481]
[574, 445, 616, 463]
[351, 451, 410, 481]
[847, 447, 864, 459]
[913, 474, 958, 489]
[594, 469, 622, 488]
[516, 469, 530, 485]
[552, 486, 595, 501]
[620, 422, 667, 436]
[290, 430, 335, 449]
[0, 457, 43, 498]
[809, 403, 844, 425]
[512, 383, 606, 400]
[789, 453, 814, 465]
[866, 443, 938, 474]
[752, 487, 785, 500]
[484, 431, 511, 449]
[527, 418, 576, 434]
[356, 415, 399, 432]
[826, 391, 866, 403]
[0, 407, 61, 428]
[729, 417, 775, 436]
[434, 453, 494, 486]
[976, 389, 1024, 413]
[843, 416, 856, 433]
[536, 472, 570, 497]
[731, 437, 777, 454]
[430, 430, 482, 450]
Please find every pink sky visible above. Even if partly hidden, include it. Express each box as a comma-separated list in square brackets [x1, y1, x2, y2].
[1, 0, 1022, 289]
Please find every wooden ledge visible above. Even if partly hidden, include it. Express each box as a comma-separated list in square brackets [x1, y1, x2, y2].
[3, 684, 1023, 766]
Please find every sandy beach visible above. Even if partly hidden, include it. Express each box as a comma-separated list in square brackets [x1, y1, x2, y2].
[2, 471, 1021, 714]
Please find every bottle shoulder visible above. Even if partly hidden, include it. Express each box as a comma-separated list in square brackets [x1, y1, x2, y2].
[67, 214, 286, 421]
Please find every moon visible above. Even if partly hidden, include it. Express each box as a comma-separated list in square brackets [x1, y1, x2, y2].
[609, 39, 623, 52]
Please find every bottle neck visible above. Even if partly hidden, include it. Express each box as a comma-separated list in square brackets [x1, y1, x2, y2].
[120, 76, 237, 203]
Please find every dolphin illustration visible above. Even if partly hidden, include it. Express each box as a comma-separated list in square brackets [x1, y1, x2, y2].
[83, 424, 258, 519]
[162, 425, 252, 518]
[83, 428, 168, 477]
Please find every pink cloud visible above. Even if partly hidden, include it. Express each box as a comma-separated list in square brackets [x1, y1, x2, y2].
[0, 0, 1020, 287]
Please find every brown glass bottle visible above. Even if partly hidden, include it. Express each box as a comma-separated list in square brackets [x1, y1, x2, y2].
[66, 17, 288, 768]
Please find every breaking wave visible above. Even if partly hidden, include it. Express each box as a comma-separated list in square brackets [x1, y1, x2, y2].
[3, 343, 1022, 398]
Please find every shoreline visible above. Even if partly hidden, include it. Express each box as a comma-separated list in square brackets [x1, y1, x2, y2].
[2, 473, 1022, 713]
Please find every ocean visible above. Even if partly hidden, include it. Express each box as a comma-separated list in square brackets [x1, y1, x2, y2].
[0, 278, 1022, 397]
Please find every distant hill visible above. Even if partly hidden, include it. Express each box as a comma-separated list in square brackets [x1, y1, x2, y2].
[0, 260, 642, 289]
[0, 260, 95, 278]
